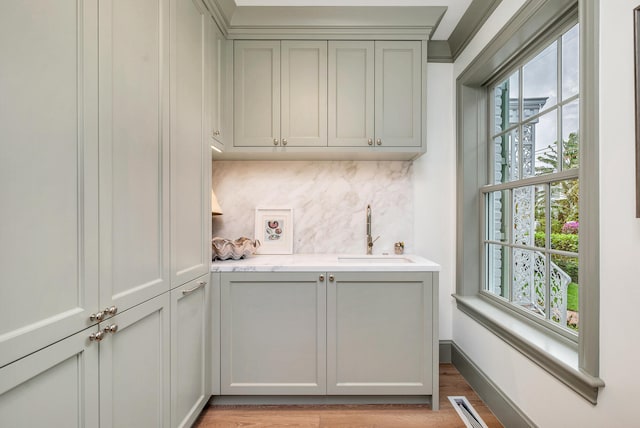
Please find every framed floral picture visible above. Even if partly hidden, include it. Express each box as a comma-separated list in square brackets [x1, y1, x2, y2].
[254, 208, 293, 254]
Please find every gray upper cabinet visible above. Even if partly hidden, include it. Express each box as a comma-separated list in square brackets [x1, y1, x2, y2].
[225, 38, 425, 159]
[234, 40, 327, 148]
[328, 41, 375, 148]
[208, 20, 229, 151]
[171, 0, 211, 288]
[233, 40, 281, 147]
[99, 0, 171, 311]
[374, 41, 422, 148]
[328, 40, 422, 149]
[0, 0, 99, 368]
[281, 41, 328, 147]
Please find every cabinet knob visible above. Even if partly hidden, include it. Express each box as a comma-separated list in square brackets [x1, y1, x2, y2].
[368, 138, 373, 146]
[89, 330, 105, 342]
[273, 139, 279, 146]
[329, 275, 335, 282]
[104, 324, 118, 334]
[282, 139, 288, 146]
[104, 306, 118, 317]
[376, 139, 382, 146]
[319, 274, 325, 282]
[214, 130, 220, 136]
[89, 311, 104, 322]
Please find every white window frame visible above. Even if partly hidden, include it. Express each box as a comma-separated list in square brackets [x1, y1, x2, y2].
[454, 0, 604, 403]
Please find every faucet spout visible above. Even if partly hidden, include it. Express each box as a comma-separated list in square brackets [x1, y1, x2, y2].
[366, 205, 378, 255]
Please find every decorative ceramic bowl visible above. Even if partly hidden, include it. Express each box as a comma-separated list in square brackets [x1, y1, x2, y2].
[212, 237, 260, 260]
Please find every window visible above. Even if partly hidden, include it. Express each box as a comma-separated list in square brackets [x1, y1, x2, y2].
[483, 24, 580, 338]
[454, 0, 603, 403]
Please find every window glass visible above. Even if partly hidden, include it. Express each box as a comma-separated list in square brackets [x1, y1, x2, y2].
[523, 41, 558, 119]
[562, 24, 580, 101]
[486, 24, 579, 333]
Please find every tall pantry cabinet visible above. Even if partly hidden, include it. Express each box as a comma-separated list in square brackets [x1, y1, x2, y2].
[0, 0, 213, 426]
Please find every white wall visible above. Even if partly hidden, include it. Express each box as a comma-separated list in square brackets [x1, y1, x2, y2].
[414, 62, 456, 341]
[451, 0, 640, 425]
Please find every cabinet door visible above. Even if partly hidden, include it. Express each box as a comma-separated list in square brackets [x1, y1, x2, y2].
[327, 272, 436, 396]
[281, 41, 328, 147]
[0, 0, 99, 367]
[171, 0, 211, 287]
[234, 41, 281, 147]
[0, 329, 99, 427]
[328, 41, 375, 147]
[99, 294, 171, 428]
[208, 20, 226, 151]
[170, 275, 211, 428]
[98, 0, 171, 312]
[374, 41, 422, 147]
[221, 272, 326, 395]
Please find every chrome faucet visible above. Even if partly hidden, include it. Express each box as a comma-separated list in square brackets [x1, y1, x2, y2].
[366, 204, 379, 255]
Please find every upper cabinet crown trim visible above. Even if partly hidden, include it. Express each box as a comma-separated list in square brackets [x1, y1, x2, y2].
[202, 0, 443, 40]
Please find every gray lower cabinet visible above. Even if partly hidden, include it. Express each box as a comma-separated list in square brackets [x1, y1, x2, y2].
[0, 293, 172, 428]
[218, 270, 438, 406]
[170, 275, 211, 428]
[220, 272, 327, 394]
[327, 272, 438, 405]
[0, 329, 99, 427]
[99, 293, 171, 428]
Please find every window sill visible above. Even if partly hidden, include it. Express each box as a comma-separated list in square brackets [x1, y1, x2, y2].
[453, 294, 604, 404]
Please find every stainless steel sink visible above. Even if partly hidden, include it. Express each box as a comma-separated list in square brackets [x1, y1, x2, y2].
[337, 256, 414, 264]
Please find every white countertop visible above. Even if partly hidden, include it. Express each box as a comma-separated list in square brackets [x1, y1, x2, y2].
[211, 254, 441, 272]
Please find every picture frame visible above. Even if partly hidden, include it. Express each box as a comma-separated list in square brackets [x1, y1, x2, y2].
[635, 6, 640, 217]
[254, 208, 294, 254]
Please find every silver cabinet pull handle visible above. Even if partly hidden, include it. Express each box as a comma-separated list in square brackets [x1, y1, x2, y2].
[89, 330, 105, 342]
[282, 138, 288, 146]
[273, 138, 279, 145]
[89, 311, 104, 322]
[182, 281, 206, 296]
[319, 274, 325, 282]
[214, 130, 221, 136]
[368, 138, 373, 146]
[104, 306, 118, 316]
[329, 275, 335, 282]
[104, 324, 118, 334]
[376, 139, 382, 146]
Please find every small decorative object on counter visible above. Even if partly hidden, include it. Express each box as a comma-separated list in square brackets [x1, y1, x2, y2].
[212, 237, 260, 260]
[394, 242, 405, 255]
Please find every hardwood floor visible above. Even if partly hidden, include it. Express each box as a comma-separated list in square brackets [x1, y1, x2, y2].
[193, 364, 503, 427]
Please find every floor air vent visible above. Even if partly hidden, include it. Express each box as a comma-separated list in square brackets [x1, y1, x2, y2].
[448, 396, 489, 428]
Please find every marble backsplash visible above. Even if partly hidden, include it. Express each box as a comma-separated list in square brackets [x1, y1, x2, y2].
[212, 160, 414, 255]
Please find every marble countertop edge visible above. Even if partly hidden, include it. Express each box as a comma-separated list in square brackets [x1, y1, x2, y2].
[210, 253, 441, 272]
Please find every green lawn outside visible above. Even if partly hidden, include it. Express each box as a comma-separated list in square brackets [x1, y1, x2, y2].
[567, 282, 578, 312]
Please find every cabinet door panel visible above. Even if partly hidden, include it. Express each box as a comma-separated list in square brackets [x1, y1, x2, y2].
[99, 0, 170, 311]
[281, 41, 327, 147]
[99, 294, 170, 428]
[0, 329, 98, 427]
[171, 276, 211, 428]
[374, 41, 422, 147]
[208, 21, 226, 150]
[221, 272, 326, 395]
[234, 41, 280, 147]
[171, 0, 210, 287]
[327, 272, 434, 395]
[0, 0, 99, 367]
[328, 41, 374, 147]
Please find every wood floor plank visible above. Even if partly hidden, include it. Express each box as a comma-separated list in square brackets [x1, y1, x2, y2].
[194, 364, 503, 428]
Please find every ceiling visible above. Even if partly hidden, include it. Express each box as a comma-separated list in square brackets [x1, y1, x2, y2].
[233, 0, 474, 40]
